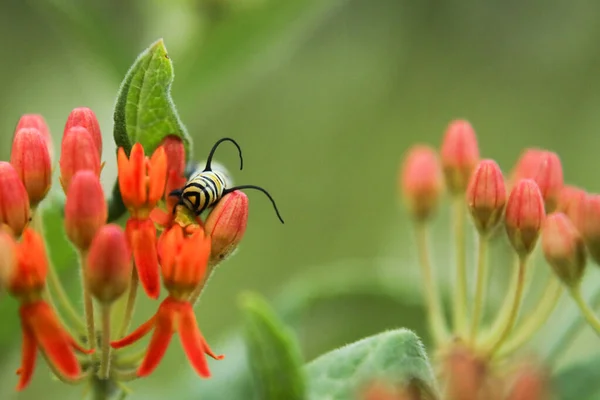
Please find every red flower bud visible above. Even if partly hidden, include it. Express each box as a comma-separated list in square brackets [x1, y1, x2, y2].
[505, 179, 545, 258]
[558, 185, 587, 235]
[205, 191, 248, 265]
[542, 213, 586, 287]
[400, 145, 444, 221]
[15, 114, 54, 163]
[505, 362, 552, 400]
[440, 120, 480, 194]
[7, 228, 48, 299]
[466, 159, 507, 235]
[87, 224, 132, 304]
[511, 148, 543, 183]
[442, 344, 490, 400]
[59, 127, 101, 193]
[512, 149, 563, 212]
[64, 171, 107, 251]
[0, 162, 31, 237]
[160, 135, 186, 178]
[64, 107, 102, 157]
[583, 194, 600, 265]
[10, 128, 52, 207]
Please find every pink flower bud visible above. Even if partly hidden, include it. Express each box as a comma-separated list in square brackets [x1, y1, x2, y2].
[583, 194, 600, 265]
[0, 162, 31, 237]
[64, 171, 107, 251]
[559, 186, 587, 234]
[59, 127, 101, 193]
[64, 107, 102, 157]
[15, 114, 54, 163]
[400, 145, 444, 221]
[466, 159, 507, 235]
[87, 224, 132, 303]
[205, 191, 248, 265]
[440, 120, 480, 194]
[505, 179, 545, 258]
[542, 213, 586, 287]
[511, 148, 543, 183]
[512, 149, 563, 212]
[10, 128, 52, 207]
[505, 362, 552, 400]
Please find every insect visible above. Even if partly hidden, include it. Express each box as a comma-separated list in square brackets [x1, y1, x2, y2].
[169, 137, 285, 224]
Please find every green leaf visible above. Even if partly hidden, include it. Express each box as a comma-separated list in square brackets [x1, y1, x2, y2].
[305, 329, 438, 400]
[555, 356, 600, 400]
[241, 292, 306, 400]
[113, 38, 192, 157]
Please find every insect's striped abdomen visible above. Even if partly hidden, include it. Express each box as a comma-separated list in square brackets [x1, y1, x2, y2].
[181, 171, 227, 215]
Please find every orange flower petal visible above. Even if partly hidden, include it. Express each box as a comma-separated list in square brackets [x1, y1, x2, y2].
[148, 146, 167, 206]
[159, 224, 183, 283]
[137, 298, 176, 377]
[117, 147, 135, 206]
[126, 218, 160, 299]
[21, 302, 81, 381]
[150, 207, 171, 229]
[129, 143, 148, 205]
[16, 319, 37, 391]
[178, 302, 223, 378]
[111, 315, 157, 349]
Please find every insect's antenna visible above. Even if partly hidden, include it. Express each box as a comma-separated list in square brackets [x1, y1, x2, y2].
[223, 185, 285, 224]
[204, 138, 244, 172]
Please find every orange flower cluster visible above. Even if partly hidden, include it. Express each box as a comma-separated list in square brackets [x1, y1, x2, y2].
[0, 109, 251, 392]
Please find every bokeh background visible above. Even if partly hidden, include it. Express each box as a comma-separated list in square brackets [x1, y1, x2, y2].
[2, 0, 600, 398]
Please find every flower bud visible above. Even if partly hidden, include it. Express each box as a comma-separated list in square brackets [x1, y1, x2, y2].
[440, 119, 480, 194]
[466, 159, 507, 235]
[400, 145, 444, 221]
[0, 162, 31, 237]
[205, 191, 248, 265]
[64, 107, 102, 157]
[512, 149, 563, 212]
[15, 114, 54, 163]
[87, 224, 132, 303]
[10, 128, 52, 207]
[558, 186, 587, 234]
[511, 148, 543, 183]
[160, 135, 186, 177]
[64, 171, 107, 251]
[59, 126, 101, 193]
[505, 179, 545, 258]
[7, 228, 48, 299]
[542, 213, 586, 287]
[505, 362, 552, 400]
[583, 194, 600, 265]
[442, 344, 489, 400]
[0, 229, 16, 290]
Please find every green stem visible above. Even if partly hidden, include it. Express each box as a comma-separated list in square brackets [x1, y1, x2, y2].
[31, 210, 86, 332]
[114, 346, 146, 368]
[569, 285, 600, 336]
[452, 196, 468, 335]
[469, 236, 489, 342]
[99, 304, 112, 379]
[498, 276, 563, 357]
[485, 256, 528, 356]
[118, 269, 138, 339]
[80, 250, 96, 351]
[415, 223, 448, 344]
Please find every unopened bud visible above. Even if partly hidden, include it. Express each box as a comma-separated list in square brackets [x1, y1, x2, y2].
[15, 114, 54, 163]
[511, 148, 543, 183]
[542, 213, 586, 287]
[505, 362, 552, 400]
[87, 224, 132, 303]
[0, 162, 31, 237]
[400, 145, 444, 221]
[59, 126, 101, 193]
[583, 194, 600, 265]
[512, 149, 563, 212]
[205, 191, 248, 265]
[442, 344, 489, 400]
[505, 179, 545, 258]
[440, 120, 480, 194]
[558, 186, 587, 234]
[7, 228, 48, 299]
[466, 159, 506, 235]
[64, 107, 102, 157]
[64, 171, 107, 251]
[0, 229, 16, 290]
[10, 128, 52, 207]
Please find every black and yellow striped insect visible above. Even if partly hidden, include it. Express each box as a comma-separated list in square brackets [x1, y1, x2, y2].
[169, 138, 284, 224]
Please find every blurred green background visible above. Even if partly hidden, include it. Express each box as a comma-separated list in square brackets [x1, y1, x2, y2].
[2, 0, 600, 398]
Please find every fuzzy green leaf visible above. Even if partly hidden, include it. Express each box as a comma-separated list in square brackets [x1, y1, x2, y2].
[305, 329, 438, 400]
[241, 292, 306, 400]
[113, 38, 192, 157]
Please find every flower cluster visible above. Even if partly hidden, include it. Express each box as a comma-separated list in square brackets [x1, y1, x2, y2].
[0, 109, 250, 393]
[399, 119, 600, 398]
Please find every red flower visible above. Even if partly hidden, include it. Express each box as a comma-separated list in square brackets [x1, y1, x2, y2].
[64, 107, 102, 158]
[59, 127, 101, 193]
[0, 162, 30, 237]
[15, 114, 54, 164]
[117, 143, 167, 299]
[205, 191, 248, 265]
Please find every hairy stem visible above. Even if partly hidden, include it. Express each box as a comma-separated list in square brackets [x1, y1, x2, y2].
[99, 304, 112, 379]
[79, 250, 96, 351]
[485, 256, 528, 356]
[118, 269, 138, 339]
[498, 276, 563, 357]
[452, 196, 468, 335]
[569, 285, 600, 336]
[470, 236, 489, 342]
[415, 222, 448, 344]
